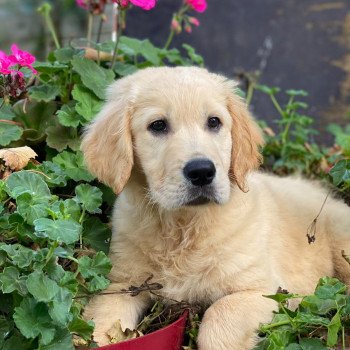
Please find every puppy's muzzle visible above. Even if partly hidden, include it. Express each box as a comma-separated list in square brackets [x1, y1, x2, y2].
[183, 158, 216, 186]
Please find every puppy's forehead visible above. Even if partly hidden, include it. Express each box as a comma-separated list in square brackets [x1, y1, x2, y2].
[131, 68, 228, 108]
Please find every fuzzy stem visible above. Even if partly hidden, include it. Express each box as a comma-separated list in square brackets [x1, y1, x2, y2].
[37, 3, 60, 49]
[270, 94, 284, 118]
[110, 7, 125, 70]
[87, 13, 94, 46]
[163, 29, 175, 50]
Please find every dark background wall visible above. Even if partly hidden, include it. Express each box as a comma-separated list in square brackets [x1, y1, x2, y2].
[1, 0, 350, 141]
[124, 0, 350, 140]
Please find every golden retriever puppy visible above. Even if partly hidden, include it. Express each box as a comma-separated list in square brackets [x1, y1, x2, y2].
[81, 66, 350, 349]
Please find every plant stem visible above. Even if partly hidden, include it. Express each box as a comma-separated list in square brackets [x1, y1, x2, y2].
[87, 13, 94, 46]
[163, 4, 189, 50]
[270, 94, 284, 118]
[260, 319, 290, 331]
[44, 241, 59, 266]
[37, 3, 60, 49]
[96, 15, 104, 43]
[246, 83, 255, 106]
[79, 207, 86, 249]
[110, 9, 125, 70]
[163, 29, 175, 50]
[342, 326, 345, 350]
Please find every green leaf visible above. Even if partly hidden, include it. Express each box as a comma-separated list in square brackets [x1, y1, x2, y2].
[6, 171, 51, 199]
[72, 84, 103, 121]
[315, 277, 346, 299]
[36, 161, 67, 187]
[54, 47, 79, 63]
[75, 184, 103, 213]
[16, 192, 50, 225]
[86, 274, 110, 292]
[39, 328, 74, 350]
[57, 103, 84, 127]
[268, 330, 294, 348]
[329, 160, 350, 186]
[0, 103, 16, 120]
[327, 312, 341, 347]
[2, 332, 32, 350]
[13, 100, 56, 142]
[182, 44, 204, 66]
[285, 344, 302, 350]
[71, 56, 115, 99]
[257, 84, 281, 95]
[28, 85, 60, 102]
[286, 89, 308, 97]
[0, 123, 23, 146]
[49, 288, 72, 326]
[46, 123, 81, 152]
[114, 62, 138, 76]
[26, 271, 59, 302]
[299, 338, 327, 350]
[52, 151, 94, 182]
[0, 243, 36, 268]
[34, 218, 81, 244]
[300, 295, 337, 315]
[294, 312, 329, 326]
[0, 316, 10, 347]
[0, 266, 27, 295]
[59, 271, 79, 294]
[263, 293, 299, 303]
[13, 298, 56, 345]
[69, 317, 94, 340]
[83, 216, 111, 253]
[33, 61, 69, 74]
[78, 251, 112, 278]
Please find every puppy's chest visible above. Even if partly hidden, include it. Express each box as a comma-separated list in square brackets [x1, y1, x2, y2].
[150, 244, 232, 305]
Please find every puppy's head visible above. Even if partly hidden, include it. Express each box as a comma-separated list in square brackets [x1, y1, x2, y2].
[81, 67, 264, 210]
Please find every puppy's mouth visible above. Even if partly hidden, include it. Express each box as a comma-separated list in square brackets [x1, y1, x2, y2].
[184, 186, 218, 206]
[186, 196, 211, 206]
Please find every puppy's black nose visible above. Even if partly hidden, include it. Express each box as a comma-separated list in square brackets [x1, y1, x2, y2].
[183, 159, 216, 186]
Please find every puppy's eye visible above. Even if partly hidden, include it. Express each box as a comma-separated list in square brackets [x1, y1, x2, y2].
[207, 117, 221, 130]
[148, 119, 168, 134]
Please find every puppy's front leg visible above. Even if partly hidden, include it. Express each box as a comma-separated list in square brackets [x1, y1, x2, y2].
[83, 282, 151, 346]
[197, 291, 276, 350]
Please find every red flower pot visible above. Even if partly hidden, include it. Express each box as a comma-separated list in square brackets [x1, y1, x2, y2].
[97, 310, 189, 350]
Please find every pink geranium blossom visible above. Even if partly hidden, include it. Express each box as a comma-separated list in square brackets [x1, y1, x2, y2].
[0, 51, 14, 75]
[129, 0, 156, 10]
[75, 0, 88, 9]
[9, 44, 37, 74]
[188, 17, 200, 26]
[185, 0, 207, 13]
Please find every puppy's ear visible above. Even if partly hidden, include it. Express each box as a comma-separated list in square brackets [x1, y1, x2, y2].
[226, 87, 264, 192]
[81, 79, 133, 194]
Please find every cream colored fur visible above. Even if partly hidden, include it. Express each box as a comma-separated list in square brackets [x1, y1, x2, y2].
[81, 67, 350, 349]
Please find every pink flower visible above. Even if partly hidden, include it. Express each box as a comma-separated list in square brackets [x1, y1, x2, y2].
[184, 24, 192, 33]
[117, 0, 130, 7]
[185, 0, 207, 13]
[129, 0, 156, 10]
[171, 18, 182, 33]
[188, 16, 200, 26]
[9, 44, 37, 74]
[76, 0, 88, 9]
[0, 51, 13, 75]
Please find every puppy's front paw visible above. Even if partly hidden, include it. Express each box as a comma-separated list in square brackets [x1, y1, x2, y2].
[92, 330, 111, 347]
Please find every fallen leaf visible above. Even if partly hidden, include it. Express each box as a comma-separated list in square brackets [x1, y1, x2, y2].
[107, 320, 142, 344]
[0, 146, 37, 171]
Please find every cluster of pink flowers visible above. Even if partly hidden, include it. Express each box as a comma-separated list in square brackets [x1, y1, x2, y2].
[185, 0, 207, 13]
[76, 0, 156, 11]
[0, 44, 37, 77]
